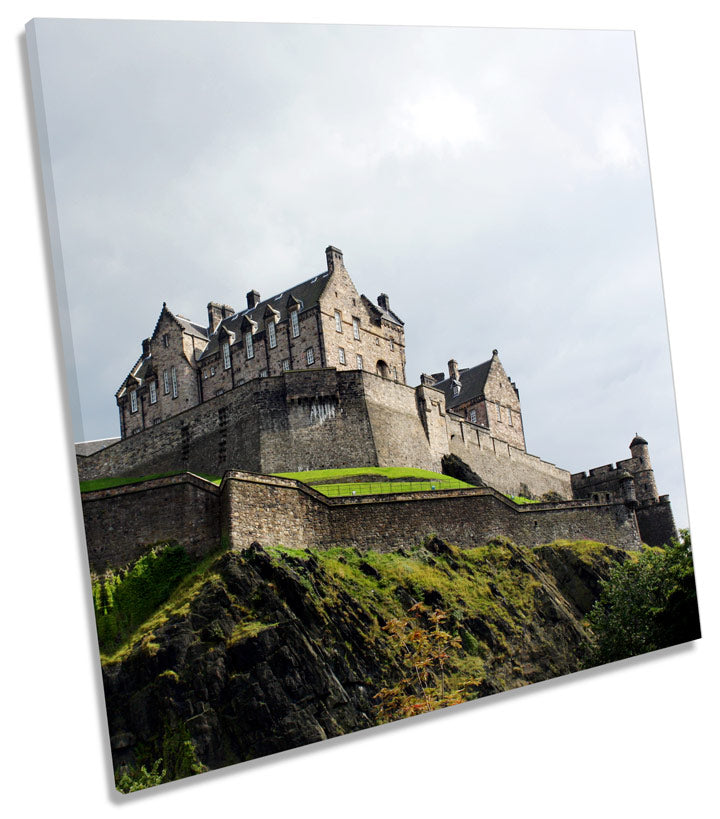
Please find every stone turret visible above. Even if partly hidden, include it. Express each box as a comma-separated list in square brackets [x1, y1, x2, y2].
[629, 434, 659, 502]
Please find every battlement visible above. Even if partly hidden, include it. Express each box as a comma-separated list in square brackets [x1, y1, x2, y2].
[81, 470, 643, 572]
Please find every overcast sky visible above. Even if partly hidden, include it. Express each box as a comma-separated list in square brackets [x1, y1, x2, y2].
[30, 19, 687, 526]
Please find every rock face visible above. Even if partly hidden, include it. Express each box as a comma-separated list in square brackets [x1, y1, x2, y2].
[101, 538, 627, 785]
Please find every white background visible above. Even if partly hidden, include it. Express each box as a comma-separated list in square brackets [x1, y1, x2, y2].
[3, 2, 717, 817]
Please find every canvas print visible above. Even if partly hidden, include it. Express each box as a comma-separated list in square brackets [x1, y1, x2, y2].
[27, 19, 701, 793]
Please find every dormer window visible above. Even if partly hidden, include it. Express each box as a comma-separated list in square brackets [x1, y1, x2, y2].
[267, 321, 277, 348]
[335, 310, 342, 332]
[469, 408, 477, 423]
[130, 390, 138, 413]
[245, 331, 254, 359]
[353, 317, 360, 339]
[452, 381, 461, 397]
[290, 310, 300, 338]
[149, 382, 157, 404]
[222, 341, 231, 370]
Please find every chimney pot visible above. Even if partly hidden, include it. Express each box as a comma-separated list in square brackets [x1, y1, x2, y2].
[448, 359, 460, 381]
[378, 293, 390, 311]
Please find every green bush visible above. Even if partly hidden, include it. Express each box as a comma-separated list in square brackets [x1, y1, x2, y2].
[586, 530, 701, 665]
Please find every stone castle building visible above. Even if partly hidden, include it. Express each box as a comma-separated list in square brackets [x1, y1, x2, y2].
[116, 246, 406, 439]
[77, 245, 676, 551]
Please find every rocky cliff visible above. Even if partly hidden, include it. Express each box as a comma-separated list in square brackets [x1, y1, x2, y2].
[98, 537, 628, 789]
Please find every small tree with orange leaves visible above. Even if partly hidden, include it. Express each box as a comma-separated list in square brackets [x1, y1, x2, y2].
[374, 603, 470, 723]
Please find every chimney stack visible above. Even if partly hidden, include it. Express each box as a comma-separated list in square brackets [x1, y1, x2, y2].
[207, 302, 224, 333]
[325, 245, 344, 274]
[448, 359, 460, 381]
[142, 338, 151, 358]
[378, 293, 390, 311]
[221, 304, 235, 319]
[246, 290, 261, 310]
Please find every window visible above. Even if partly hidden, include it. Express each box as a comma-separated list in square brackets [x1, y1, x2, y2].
[222, 341, 231, 370]
[290, 310, 299, 338]
[245, 331, 254, 359]
[338, 347, 346, 365]
[171, 366, 178, 398]
[356, 354, 363, 370]
[507, 407, 513, 425]
[282, 359, 290, 371]
[390, 339, 394, 350]
[352, 317, 360, 339]
[215, 388, 224, 396]
[267, 321, 277, 348]
[306, 347, 314, 365]
[335, 310, 342, 332]
[496, 403, 502, 421]
[260, 369, 268, 378]
[452, 383, 460, 397]
[469, 409, 477, 423]
[130, 390, 138, 413]
[153, 418, 161, 425]
[211, 366, 216, 376]
[149, 382, 157, 404]
[162, 333, 169, 348]
[393, 366, 398, 380]
[163, 370, 169, 394]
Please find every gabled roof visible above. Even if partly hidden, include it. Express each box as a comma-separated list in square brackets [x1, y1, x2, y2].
[432, 359, 492, 409]
[199, 271, 332, 360]
[361, 295, 404, 327]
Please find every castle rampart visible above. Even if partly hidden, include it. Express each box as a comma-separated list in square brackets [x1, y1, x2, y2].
[82, 471, 642, 572]
[78, 368, 572, 499]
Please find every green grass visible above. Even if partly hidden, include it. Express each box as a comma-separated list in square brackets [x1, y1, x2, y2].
[271, 466, 473, 497]
[506, 495, 541, 505]
[80, 472, 221, 493]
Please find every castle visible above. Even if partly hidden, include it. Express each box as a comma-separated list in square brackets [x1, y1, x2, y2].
[77, 246, 676, 567]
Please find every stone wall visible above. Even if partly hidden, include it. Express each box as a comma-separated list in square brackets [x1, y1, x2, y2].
[78, 368, 574, 500]
[635, 497, 677, 547]
[81, 474, 221, 572]
[81, 470, 642, 572]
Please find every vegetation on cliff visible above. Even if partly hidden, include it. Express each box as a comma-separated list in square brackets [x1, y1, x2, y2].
[99, 535, 635, 792]
[585, 530, 701, 665]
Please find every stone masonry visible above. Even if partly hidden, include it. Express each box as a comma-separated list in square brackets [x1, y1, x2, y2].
[82, 471, 642, 573]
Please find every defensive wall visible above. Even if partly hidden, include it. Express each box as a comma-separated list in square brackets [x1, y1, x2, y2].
[82, 471, 643, 573]
[77, 368, 571, 500]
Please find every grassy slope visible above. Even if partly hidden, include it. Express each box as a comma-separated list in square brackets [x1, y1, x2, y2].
[272, 466, 472, 496]
[80, 472, 221, 492]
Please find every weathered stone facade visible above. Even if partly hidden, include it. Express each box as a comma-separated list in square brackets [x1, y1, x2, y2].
[82, 471, 642, 572]
[79, 368, 572, 500]
[116, 247, 407, 438]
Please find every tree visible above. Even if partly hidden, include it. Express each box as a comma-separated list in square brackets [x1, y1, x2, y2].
[586, 529, 701, 666]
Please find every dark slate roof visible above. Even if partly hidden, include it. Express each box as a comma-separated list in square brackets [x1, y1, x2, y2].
[198, 271, 332, 360]
[432, 359, 492, 409]
[630, 435, 648, 447]
[175, 315, 209, 340]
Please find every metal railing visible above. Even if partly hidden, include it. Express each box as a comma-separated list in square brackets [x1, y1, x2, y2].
[313, 480, 468, 497]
